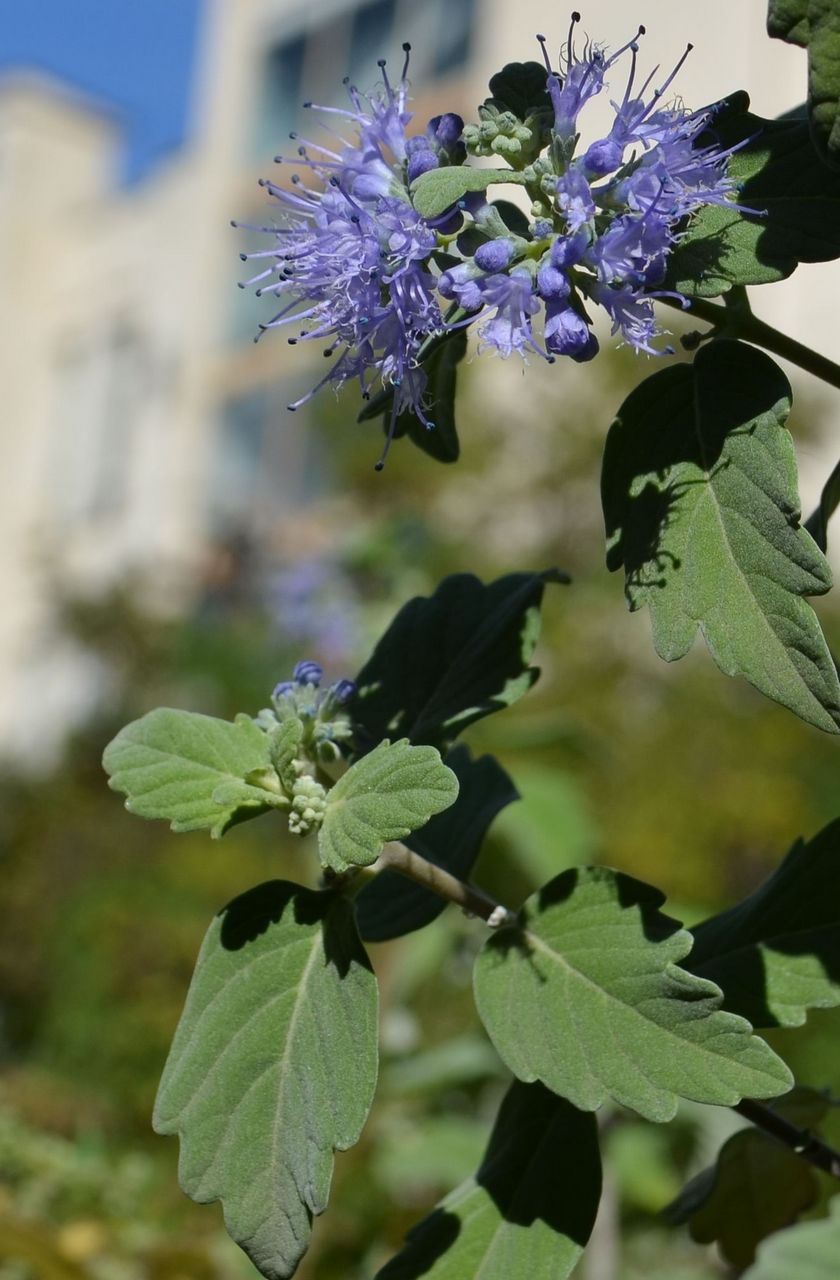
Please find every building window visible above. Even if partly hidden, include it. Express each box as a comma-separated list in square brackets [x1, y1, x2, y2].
[349, 0, 397, 82]
[253, 33, 307, 162]
[433, 0, 474, 77]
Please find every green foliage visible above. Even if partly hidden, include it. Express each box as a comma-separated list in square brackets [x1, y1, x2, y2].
[602, 340, 840, 733]
[317, 739, 459, 873]
[153, 882, 378, 1280]
[375, 1081, 601, 1279]
[665, 95, 840, 295]
[102, 708, 283, 837]
[486, 61, 550, 122]
[687, 821, 840, 1027]
[355, 747, 517, 942]
[768, 0, 840, 169]
[410, 166, 528, 220]
[473, 867, 792, 1122]
[352, 569, 565, 751]
[743, 1194, 840, 1277]
[805, 456, 840, 552]
[667, 1088, 830, 1266]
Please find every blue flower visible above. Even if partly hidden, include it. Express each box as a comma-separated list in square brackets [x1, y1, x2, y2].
[237, 47, 448, 463]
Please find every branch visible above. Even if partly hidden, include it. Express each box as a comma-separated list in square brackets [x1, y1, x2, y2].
[375, 840, 517, 928]
[373, 845, 840, 1182]
[660, 295, 840, 393]
[736, 1098, 840, 1180]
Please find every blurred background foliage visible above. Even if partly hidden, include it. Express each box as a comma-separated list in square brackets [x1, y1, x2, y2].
[4, 341, 840, 1280]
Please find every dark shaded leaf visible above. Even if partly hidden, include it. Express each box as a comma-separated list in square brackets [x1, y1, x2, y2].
[375, 1081, 600, 1280]
[602, 341, 840, 733]
[487, 61, 551, 121]
[351, 569, 566, 752]
[687, 820, 840, 1027]
[666, 1087, 829, 1267]
[666, 95, 840, 295]
[804, 456, 840, 552]
[769, 0, 840, 169]
[356, 747, 518, 942]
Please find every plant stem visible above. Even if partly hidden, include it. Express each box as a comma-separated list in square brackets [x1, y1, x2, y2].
[660, 295, 840, 392]
[736, 1099, 840, 1180]
[376, 840, 517, 928]
[376, 843, 840, 1181]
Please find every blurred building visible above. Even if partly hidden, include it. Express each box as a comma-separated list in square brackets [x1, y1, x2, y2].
[0, 0, 831, 758]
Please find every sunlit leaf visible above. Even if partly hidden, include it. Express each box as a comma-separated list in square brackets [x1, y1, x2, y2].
[474, 867, 792, 1122]
[602, 341, 840, 733]
[154, 882, 378, 1280]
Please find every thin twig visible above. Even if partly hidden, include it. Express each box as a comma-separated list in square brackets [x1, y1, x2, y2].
[660, 295, 840, 392]
[736, 1098, 840, 1180]
[375, 840, 517, 928]
[375, 844, 840, 1181]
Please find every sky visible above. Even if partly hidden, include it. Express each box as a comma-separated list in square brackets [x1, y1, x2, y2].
[0, 0, 204, 182]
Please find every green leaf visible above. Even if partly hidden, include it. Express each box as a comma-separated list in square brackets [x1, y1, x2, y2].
[486, 61, 551, 121]
[375, 1081, 601, 1280]
[355, 747, 517, 942]
[743, 1196, 840, 1278]
[153, 881, 378, 1280]
[768, 0, 810, 45]
[601, 340, 840, 734]
[318, 739, 458, 874]
[267, 718, 304, 792]
[667, 1087, 829, 1267]
[352, 569, 566, 752]
[769, 0, 840, 169]
[805, 457, 840, 552]
[687, 820, 840, 1027]
[665, 96, 840, 296]
[103, 708, 284, 837]
[410, 166, 528, 220]
[474, 867, 792, 1123]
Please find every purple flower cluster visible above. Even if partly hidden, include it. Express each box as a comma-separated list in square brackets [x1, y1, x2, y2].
[238, 21, 740, 451]
[237, 48, 463, 464]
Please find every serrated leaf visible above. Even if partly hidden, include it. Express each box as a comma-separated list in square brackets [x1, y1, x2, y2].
[474, 867, 792, 1123]
[602, 340, 840, 733]
[153, 881, 378, 1280]
[667, 1087, 828, 1267]
[687, 820, 840, 1027]
[103, 708, 279, 837]
[268, 719, 304, 791]
[355, 747, 517, 942]
[769, 0, 840, 169]
[375, 1080, 600, 1280]
[352, 570, 566, 752]
[665, 96, 840, 295]
[318, 739, 458, 874]
[410, 166, 528, 220]
[743, 1196, 840, 1278]
[487, 61, 551, 121]
[768, 0, 810, 45]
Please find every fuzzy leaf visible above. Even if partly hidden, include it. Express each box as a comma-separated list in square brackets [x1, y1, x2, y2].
[743, 1193, 840, 1278]
[410, 166, 527, 220]
[769, 0, 840, 169]
[667, 1088, 829, 1267]
[103, 708, 281, 837]
[318, 739, 458, 874]
[666, 96, 840, 295]
[375, 1081, 600, 1280]
[687, 820, 840, 1027]
[352, 570, 566, 752]
[474, 868, 792, 1123]
[153, 882, 378, 1280]
[602, 341, 840, 733]
[355, 747, 518, 942]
